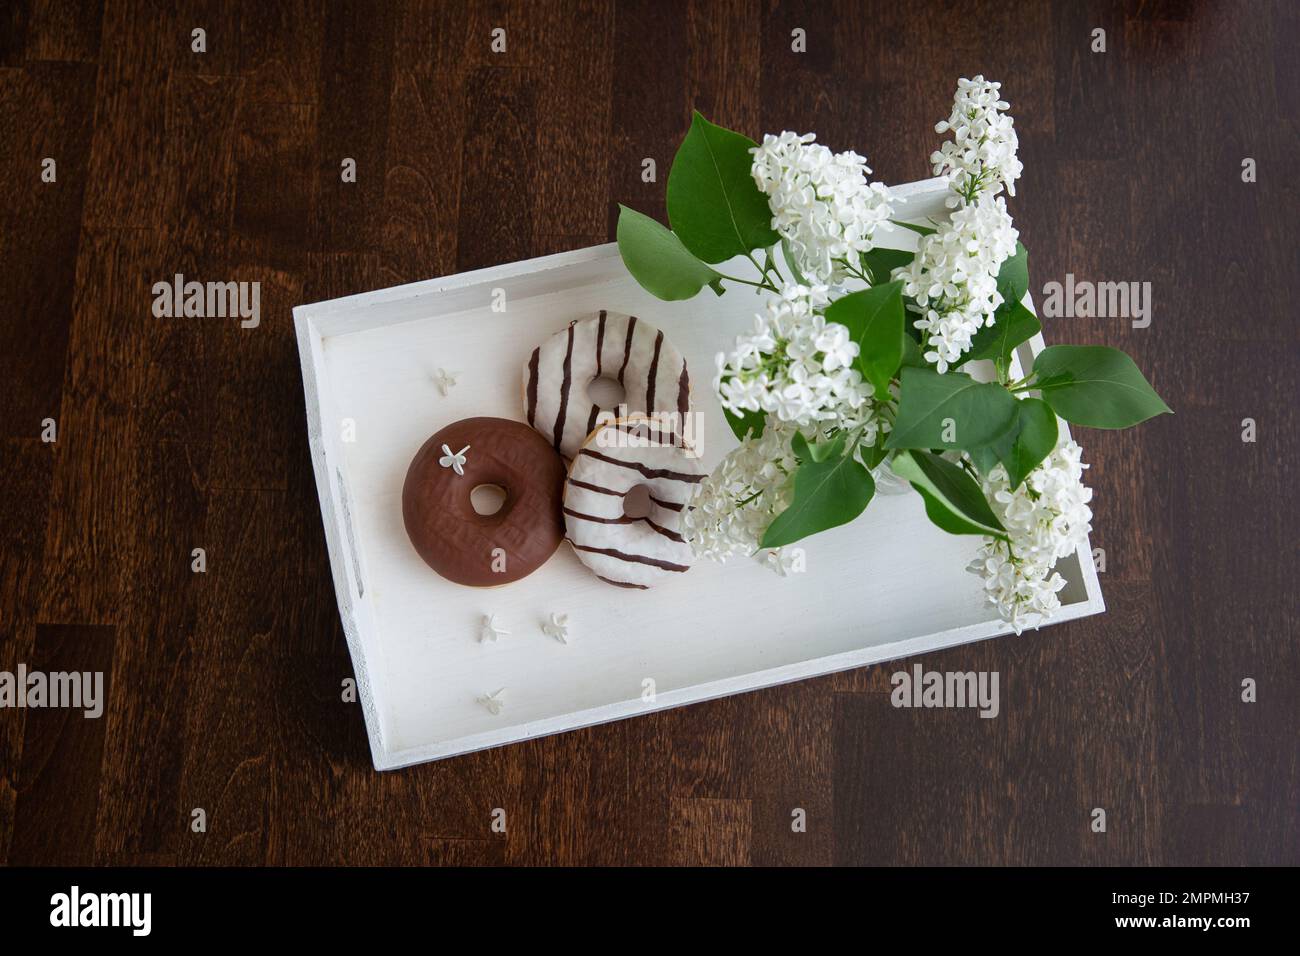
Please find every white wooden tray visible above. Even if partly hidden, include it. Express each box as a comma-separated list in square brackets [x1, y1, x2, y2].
[293, 178, 1104, 770]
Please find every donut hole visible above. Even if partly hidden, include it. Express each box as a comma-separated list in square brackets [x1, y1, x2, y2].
[622, 483, 654, 520]
[586, 375, 626, 410]
[470, 483, 508, 517]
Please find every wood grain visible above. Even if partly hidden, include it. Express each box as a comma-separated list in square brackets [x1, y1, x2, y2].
[0, 0, 1295, 866]
[8, 625, 115, 866]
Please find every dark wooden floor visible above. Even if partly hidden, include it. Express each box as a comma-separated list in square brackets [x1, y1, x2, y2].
[0, 0, 1295, 866]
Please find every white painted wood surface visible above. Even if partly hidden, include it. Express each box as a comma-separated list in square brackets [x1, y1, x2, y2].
[293, 177, 1104, 770]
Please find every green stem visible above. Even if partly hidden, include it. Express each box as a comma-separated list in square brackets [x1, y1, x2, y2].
[742, 250, 780, 289]
[835, 256, 871, 284]
[715, 271, 780, 292]
[762, 245, 786, 285]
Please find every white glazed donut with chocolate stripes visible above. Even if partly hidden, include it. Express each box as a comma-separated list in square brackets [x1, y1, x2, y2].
[524, 310, 690, 461]
[562, 417, 703, 589]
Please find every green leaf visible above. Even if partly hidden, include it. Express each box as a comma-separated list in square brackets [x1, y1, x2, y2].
[723, 405, 765, 442]
[891, 220, 937, 237]
[666, 112, 778, 264]
[860, 246, 914, 285]
[900, 332, 927, 369]
[902, 296, 924, 343]
[1033, 345, 1172, 428]
[960, 299, 1041, 369]
[885, 366, 1020, 452]
[861, 438, 889, 470]
[996, 242, 1029, 306]
[969, 398, 1059, 489]
[967, 443, 1000, 477]
[617, 205, 724, 301]
[998, 398, 1059, 489]
[806, 433, 846, 463]
[761, 434, 876, 548]
[890, 450, 1007, 539]
[825, 280, 905, 401]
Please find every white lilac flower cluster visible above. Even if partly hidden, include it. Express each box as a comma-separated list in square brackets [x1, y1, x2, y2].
[714, 283, 884, 439]
[682, 419, 799, 563]
[967, 437, 1094, 633]
[931, 75, 1023, 203]
[750, 131, 894, 284]
[894, 195, 1020, 372]
[890, 76, 1023, 373]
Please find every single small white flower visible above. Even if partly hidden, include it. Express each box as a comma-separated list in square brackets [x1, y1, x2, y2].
[814, 323, 858, 373]
[439, 443, 470, 476]
[433, 367, 458, 395]
[478, 613, 510, 643]
[476, 688, 506, 715]
[760, 547, 804, 576]
[542, 612, 570, 643]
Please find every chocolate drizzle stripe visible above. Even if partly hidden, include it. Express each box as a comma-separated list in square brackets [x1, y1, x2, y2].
[573, 543, 690, 572]
[649, 495, 684, 512]
[579, 448, 703, 483]
[676, 360, 690, 418]
[645, 517, 685, 543]
[646, 329, 663, 412]
[596, 310, 606, 377]
[552, 323, 575, 451]
[617, 315, 637, 384]
[585, 403, 600, 438]
[568, 478, 626, 497]
[612, 421, 684, 449]
[598, 575, 648, 590]
[526, 347, 540, 427]
[564, 507, 636, 525]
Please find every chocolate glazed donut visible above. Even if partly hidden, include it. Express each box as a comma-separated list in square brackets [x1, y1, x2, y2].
[402, 417, 566, 586]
